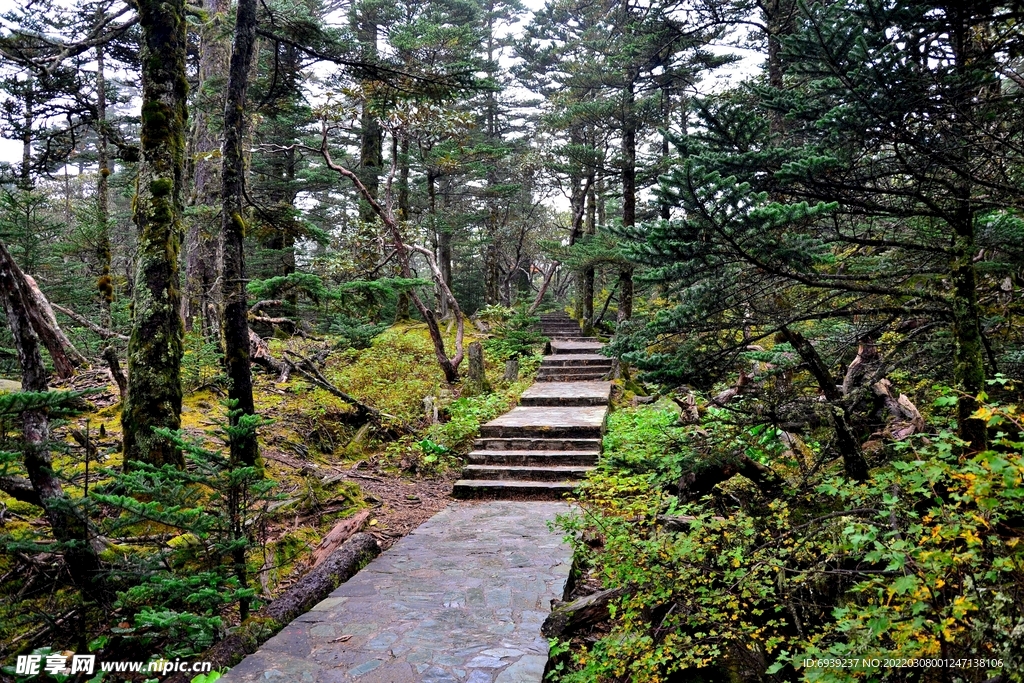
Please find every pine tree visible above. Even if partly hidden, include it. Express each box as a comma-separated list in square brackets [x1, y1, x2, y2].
[618, 0, 1024, 453]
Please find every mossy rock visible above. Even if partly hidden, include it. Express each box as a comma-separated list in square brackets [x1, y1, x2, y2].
[0, 379, 23, 393]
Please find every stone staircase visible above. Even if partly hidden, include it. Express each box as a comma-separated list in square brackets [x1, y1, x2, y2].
[452, 313, 612, 499]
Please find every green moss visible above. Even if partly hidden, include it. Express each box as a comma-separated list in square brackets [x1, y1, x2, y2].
[150, 178, 173, 197]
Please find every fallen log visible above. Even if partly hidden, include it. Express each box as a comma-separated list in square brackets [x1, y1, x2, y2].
[163, 533, 380, 683]
[0, 475, 41, 507]
[248, 328, 289, 382]
[542, 587, 626, 638]
[677, 452, 785, 502]
[310, 509, 370, 568]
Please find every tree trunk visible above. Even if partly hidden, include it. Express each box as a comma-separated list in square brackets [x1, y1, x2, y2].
[950, 212, 987, 451]
[183, 0, 231, 335]
[582, 173, 596, 329]
[95, 38, 113, 328]
[123, 0, 189, 469]
[356, 8, 381, 228]
[616, 268, 633, 323]
[618, 87, 636, 323]
[0, 243, 105, 601]
[20, 77, 32, 187]
[394, 137, 411, 321]
[781, 328, 869, 480]
[220, 0, 260, 467]
[438, 226, 453, 317]
[0, 241, 85, 379]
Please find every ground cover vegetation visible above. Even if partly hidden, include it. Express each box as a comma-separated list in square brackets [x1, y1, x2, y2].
[0, 0, 1021, 681]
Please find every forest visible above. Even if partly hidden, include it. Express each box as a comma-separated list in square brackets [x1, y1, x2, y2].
[0, 0, 1023, 681]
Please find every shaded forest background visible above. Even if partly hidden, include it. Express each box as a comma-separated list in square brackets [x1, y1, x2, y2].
[0, 0, 1023, 681]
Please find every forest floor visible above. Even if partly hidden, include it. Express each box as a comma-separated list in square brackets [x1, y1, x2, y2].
[0, 323, 536, 659]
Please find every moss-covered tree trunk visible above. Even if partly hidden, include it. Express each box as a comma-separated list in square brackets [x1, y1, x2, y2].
[95, 38, 113, 329]
[220, 0, 261, 623]
[122, 0, 188, 468]
[0, 240, 105, 601]
[220, 0, 260, 474]
[183, 0, 231, 335]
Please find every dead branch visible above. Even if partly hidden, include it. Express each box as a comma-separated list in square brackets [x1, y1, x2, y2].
[249, 299, 285, 315]
[102, 346, 127, 398]
[52, 304, 128, 341]
[527, 261, 560, 315]
[284, 351, 411, 432]
[248, 329, 290, 382]
[310, 509, 370, 568]
[303, 125, 462, 382]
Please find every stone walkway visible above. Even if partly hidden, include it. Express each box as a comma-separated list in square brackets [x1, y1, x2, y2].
[221, 502, 572, 683]
[453, 313, 612, 498]
[221, 313, 608, 682]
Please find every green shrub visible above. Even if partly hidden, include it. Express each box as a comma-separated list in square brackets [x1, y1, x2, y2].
[553, 397, 1023, 683]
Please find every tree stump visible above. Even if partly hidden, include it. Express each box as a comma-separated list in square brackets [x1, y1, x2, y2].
[462, 341, 491, 396]
[503, 357, 520, 382]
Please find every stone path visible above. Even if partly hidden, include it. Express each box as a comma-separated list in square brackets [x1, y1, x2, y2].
[453, 313, 612, 499]
[221, 313, 609, 682]
[220, 501, 573, 683]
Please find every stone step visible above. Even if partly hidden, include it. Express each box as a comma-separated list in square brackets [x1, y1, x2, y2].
[478, 406, 606, 440]
[451, 479, 579, 500]
[537, 373, 608, 383]
[519, 381, 612, 407]
[537, 372, 611, 383]
[538, 366, 613, 378]
[461, 464, 595, 481]
[473, 437, 603, 451]
[550, 341, 605, 355]
[467, 450, 600, 466]
[541, 353, 612, 367]
[478, 422, 603, 439]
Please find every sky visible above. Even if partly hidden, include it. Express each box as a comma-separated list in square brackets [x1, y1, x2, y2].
[0, 0, 762, 166]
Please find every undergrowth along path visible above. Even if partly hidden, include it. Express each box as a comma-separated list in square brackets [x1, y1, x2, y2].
[222, 313, 611, 682]
[219, 501, 573, 683]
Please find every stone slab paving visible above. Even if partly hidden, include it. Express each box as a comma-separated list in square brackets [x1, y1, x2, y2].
[479, 406, 607, 433]
[549, 341, 604, 354]
[518, 381, 611, 407]
[220, 501, 572, 683]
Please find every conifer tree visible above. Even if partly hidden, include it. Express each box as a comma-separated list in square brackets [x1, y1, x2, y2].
[619, 0, 1024, 453]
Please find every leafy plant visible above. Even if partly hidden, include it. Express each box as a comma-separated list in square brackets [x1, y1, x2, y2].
[552, 395, 1023, 682]
[483, 309, 547, 361]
